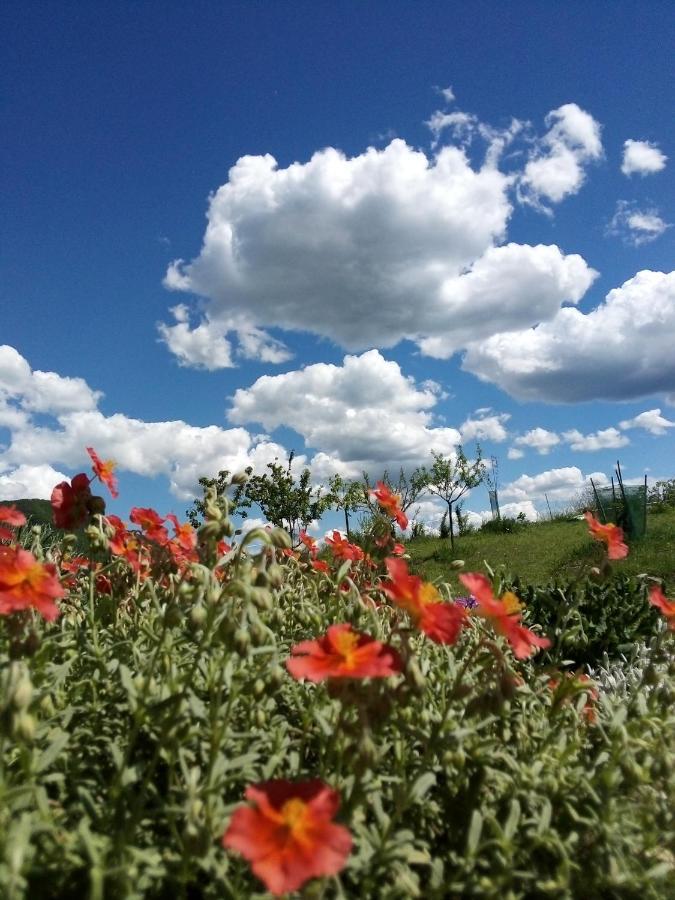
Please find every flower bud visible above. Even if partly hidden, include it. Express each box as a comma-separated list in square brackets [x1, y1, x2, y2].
[234, 628, 250, 656]
[14, 711, 35, 742]
[190, 604, 207, 628]
[450, 559, 465, 569]
[266, 564, 284, 589]
[13, 674, 33, 709]
[269, 528, 292, 550]
[253, 679, 265, 697]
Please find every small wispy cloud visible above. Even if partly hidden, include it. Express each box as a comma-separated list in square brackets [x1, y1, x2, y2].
[607, 200, 672, 246]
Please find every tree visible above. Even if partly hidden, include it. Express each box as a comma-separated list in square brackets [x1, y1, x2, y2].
[419, 446, 486, 549]
[238, 453, 333, 545]
[327, 474, 368, 539]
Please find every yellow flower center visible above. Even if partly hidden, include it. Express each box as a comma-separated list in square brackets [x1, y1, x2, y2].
[280, 797, 310, 838]
[331, 629, 360, 667]
[501, 591, 523, 615]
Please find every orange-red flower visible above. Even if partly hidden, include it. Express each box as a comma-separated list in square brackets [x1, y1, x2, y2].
[51, 473, 95, 530]
[166, 513, 197, 552]
[130, 507, 169, 544]
[87, 446, 119, 498]
[223, 780, 352, 896]
[286, 623, 402, 682]
[649, 584, 675, 629]
[0, 546, 65, 620]
[299, 530, 319, 558]
[382, 557, 468, 644]
[459, 572, 551, 659]
[0, 505, 26, 541]
[310, 559, 330, 574]
[584, 511, 628, 560]
[371, 482, 408, 530]
[325, 531, 364, 562]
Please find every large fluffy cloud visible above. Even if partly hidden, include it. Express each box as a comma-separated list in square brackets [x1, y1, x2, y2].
[462, 270, 675, 402]
[228, 350, 462, 478]
[161, 132, 595, 366]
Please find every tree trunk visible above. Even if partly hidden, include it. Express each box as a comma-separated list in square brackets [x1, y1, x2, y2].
[345, 508, 351, 540]
[448, 501, 455, 550]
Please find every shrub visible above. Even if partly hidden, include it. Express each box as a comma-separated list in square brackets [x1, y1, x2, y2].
[1, 475, 674, 898]
[479, 515, 529, 535]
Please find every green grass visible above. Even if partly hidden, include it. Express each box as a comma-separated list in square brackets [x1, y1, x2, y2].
[406, 507, 675, 591]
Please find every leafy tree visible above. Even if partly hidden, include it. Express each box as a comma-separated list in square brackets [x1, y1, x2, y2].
[419, 446, 486, 549]
[238, 453, 333, 544]
[327, 474, 368, 539]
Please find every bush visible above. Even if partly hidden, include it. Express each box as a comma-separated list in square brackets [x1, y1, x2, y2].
[1, 494, 674, 898]
[479, 515, 529, 535]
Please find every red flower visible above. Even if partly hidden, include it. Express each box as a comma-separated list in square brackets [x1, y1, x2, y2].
[130, 507, 169, 544]
[459, 572, 551, 659]
[310, 559, 330, 574]
[166, 513, 197, 552]
[584, 511, 628, 560]
[325, 531, 364, 562]
[371, 482, 408, 530]
[649, 584, 675, 630]
[0, 505, 26, 541]
[51, 474, 94, 529]
[392, 542, 406, 556]
[382, 557, 468, 645]
[87, 446, 119, 498]
[223, 780, 352, 896]
[299, 530, 319, 558]
[0, 546, 65, 620]
[287, 623, 402, 682]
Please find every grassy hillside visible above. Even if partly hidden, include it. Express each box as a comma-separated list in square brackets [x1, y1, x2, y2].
[0, 498, 53, 527]
[406, 507, 675, 591]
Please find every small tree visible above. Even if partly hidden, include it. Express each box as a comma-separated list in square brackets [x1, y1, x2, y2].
[327, 474, 368, 540]
[419, 446, 486, 549]
[238, 453, 333, 545]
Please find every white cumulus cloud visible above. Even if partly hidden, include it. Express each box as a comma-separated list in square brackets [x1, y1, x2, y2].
[619, 408, 675, 435]
[621, 139, 668, 176]
[561, 427, 629, 452]
[514, 427, 560, 455]
[518, 103, 603, 209]
[501, 466, 609, 503]
[462, 270, 675, 402]
[459, 411, 510, 444]
[228, 350, 462, 479]
[161, 130, 596, 366]
[0, 463, 69, 501]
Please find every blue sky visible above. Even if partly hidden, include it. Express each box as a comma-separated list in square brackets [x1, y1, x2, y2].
[1, 1, 674, 533]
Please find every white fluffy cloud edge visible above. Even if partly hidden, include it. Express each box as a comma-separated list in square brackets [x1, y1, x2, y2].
[155, 96, 673, 407]
[159, 101, 610, 371]
[1, 344, 670, 533]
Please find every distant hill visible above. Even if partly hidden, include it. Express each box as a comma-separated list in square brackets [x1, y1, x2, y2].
[0, 498, 91, 553]
[0, 498, 53, 527]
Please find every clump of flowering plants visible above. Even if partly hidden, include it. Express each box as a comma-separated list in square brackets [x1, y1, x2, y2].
[0, 454, 673, 898]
